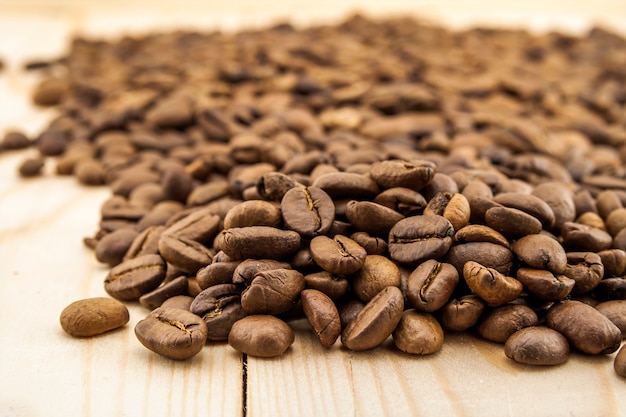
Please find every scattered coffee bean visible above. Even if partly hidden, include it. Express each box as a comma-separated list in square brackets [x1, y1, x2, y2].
[18, 157, 45, 177]
[393, 310, 444, 355]
[504, 327, 570, 366]
[301, 289, 341, 348]
[228, 315, 294, 357]
[60, 297, 129, 337]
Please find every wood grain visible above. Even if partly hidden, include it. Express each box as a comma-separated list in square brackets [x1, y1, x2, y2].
[1, 5, 626, 417]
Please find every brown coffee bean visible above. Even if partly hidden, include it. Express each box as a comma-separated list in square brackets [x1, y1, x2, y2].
[95, 228, 140, 267]
[393, 310, 444, 355]
[575, 212, 606, 230]
[546, 300, 622, 355]
[531, 182, 576, 231]
[228, 315, 294, 357]
[18, 157, 45, 177]
[60, 297, 129, 337]
[594, 277, 626, 301]
[338, 298, 365, 329]
[351, 255, 401, 302]
[341, 286, 404, 351]
[124, 225, 164, 260]
[74, 159, 106, 185]
[232, 259, 291, 286]
[190, 284, 247, 341]
[161, 295, 194, 311]
[478, 304, 539, 343]
[139, 276, 188, 310]
[598, 249, 626, 277]
[217, 226, 301, 260]
[158, 234, 213, 274]
[606, 208, 626, 236]
[388, 215, 454, 265]
[423, 192, 470, 231]
[1, 130, 30, 150]
[596, 190, 624, 220]
[301, 289, 341, 348]
[446, 242, 514, 276]
[135, 307, 208, 360]
[512, 234, 567, 274]
[345, 200, 404, 238]
[281, 186, 335, 237]
[453, 224, 509, 247]
[223, 200, 282, 229]
[504, 327, 570, 366]
[311, 172, 379, 199]
[595, 300, 626, 337]
[187, 181, 231, 207]
[563, 252, 604, 295]
[33, 77, 68, 106]
[516, 268, 575, 301]
[407, 259, 458, 312]
[485, 206, 543, 238]
[303, 271, 349, 300]
[438, 294, 486, 332]
[104, 254, 166, 301]
[310, 235, 367, 275]
[369, 159, 436, 191]
[350, 232, 388, 256]
[373, 187, 427, 217]
[163, 208, 221, 244]
[614, 345, 626, 378]
[493, 193, 556, 229]
[241, 269, 305, 314]
[560, 222, 612, 252]
[463, 261, 523, 305]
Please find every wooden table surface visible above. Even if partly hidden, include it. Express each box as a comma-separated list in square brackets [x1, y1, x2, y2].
[1, 3, 625, 416]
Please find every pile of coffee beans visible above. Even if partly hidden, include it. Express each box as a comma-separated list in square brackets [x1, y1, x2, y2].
[5, 15, 626, 375]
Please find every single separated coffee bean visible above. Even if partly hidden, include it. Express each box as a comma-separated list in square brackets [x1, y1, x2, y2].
[301, 289, 341, 348]
[135, 307, 208, 360]
[228, 315, 294, 357]
[104, 254, 166, 301]
[341, 286, 404, 351]
[512, 234, 567, 274]
[393, 310, 444, 355]
[546, 300, 622, 355]
[60, 297, 129, 337]
[504, 327, 570, 366]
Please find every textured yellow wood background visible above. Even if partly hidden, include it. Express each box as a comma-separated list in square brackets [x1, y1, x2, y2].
[0, 3, 625, 416]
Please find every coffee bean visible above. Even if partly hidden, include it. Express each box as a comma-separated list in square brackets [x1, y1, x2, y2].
[614, 345, 626, 378]
[562, 252, 604, 295]
[512, 234, 567, 274]
[531, 182, 576, 231]
[139, 276, 188, 310]
[341, 286, 404, 351]
[515, 268, 575, 301]
[463, 261, 523, 305]
[351, 255, 401, 302]
[595, 300, 626, 337]
[135, 307, 208, 360]
[310, 235, 367, 275]
[217, 226, 301, 260]
[241, 269, 305, 314]
[158, 234, 213, 274]
[301, 289, 341, 348]
[2, 130, 31, 150]
[453, 224, 509, 247]
[423, 192, 470, 231]
[104, 254, 166, 301]
[160, 295, 194, 311]
[485, 206, 543, 238]
[438, 294, 486, 332]
[493, 193, 556, 229]
[369, 159, 436, 191]
[33, 77, 68, 106]
[311, 172, 379, 200]
[232, 259, 291, 286]
[373, 187, 427, 216]
[598, 249, 626, 277]
[504, 327, 570, 366]
[60, 297, 129, 337]
[95, 228, 140, 267]
[18, 157, 45, 177]
[163, 208, 221, 244]
[478, 304, 539, 343]
[303, 271, 349, 300]
[546, 300, 622, 355]
[388, 215, 454, 265]
[190, 284, 247, 341]
[446, 242, 514, 276]
[393, 310, 444, 355]
[281, 186, 335, 237]
[560, 222, 612, 252]
[223, 200, 282, 229]
[345, 200, 404, 238]
[228, 315, 294, 357]
[407, 259, 458, 312]
[124, 225, 165, 260]
[350, 232, 388, 256]
[593, 277, 626, 301]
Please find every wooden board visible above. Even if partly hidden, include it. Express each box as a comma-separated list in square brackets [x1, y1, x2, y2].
[0, 4, 625, 416]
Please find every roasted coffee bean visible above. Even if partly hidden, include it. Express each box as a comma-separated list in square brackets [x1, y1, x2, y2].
[2, 130, 31, 150]
[311, 172, 379, 199]
[447, 242, 514, 276]
[512, 234, 567, 274]
[563, 252, 604, 295]
[615, 345, 626, 378]
[217, 226, 301, 260]
[485, 206, 543, 238]
[373, 187, 427, 216]
[228, 315, 294, 357]
[136, 201, 185, 231]
[595, 300, 626, 337]
[575, 212, 606, 230]
[281, 186, 334, 237]
[190, 284, 247, 341]
[310, 235, 367, 275]
[423, 192, 470, 231]
[407, 259, 458, 312]
[350, 232, 388, 256]
[478, 304, 539, 343]
[104, 254, 166, 301]
[32, 77, 68, 106]
[531, 182, 576, 231]
[241, 269, 305, 315]
[124, 225, 165, 260]
[160, 295, 194, 311]
[453, 224, 509, 247]
[135, 307, 208, 360]
[232, 259, 291, 286]
[338, 298, 365, 329]
[593, 277, 626, 301]
[393, 310, 444, 355]
[223, 200, 282, 229]
[598, 249, 626, 277]
[257, 172, 300, 201]
[60, 297, 129, 337]
[546, 300, 622, 355]
[388, 215, 454, 265]
[301, 289, 341, 348]
[341, 286, 404, 351]
[187, 181, 231, 207]
[596, 190, 623, 220]
[439, 294, 486, 332]
[516, 268, 575, 301]
[139, 276, 188, 310]
[504, 327, 570, 366]
[163, 208, 221, 244]
[74, 159, 106, 185]
[158, 234, 213, 274]
[493, 193, 556, 229]
[560, 222, 612, 252]
[463, 261, 523, 305]
[369, 159, 435, 191]
[303, 271, 349, 300]
[18, 157, 45, 177]
[345, 200, 404, 238]
[95, 228, 140, 267]
[351, 255, 401, 302]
